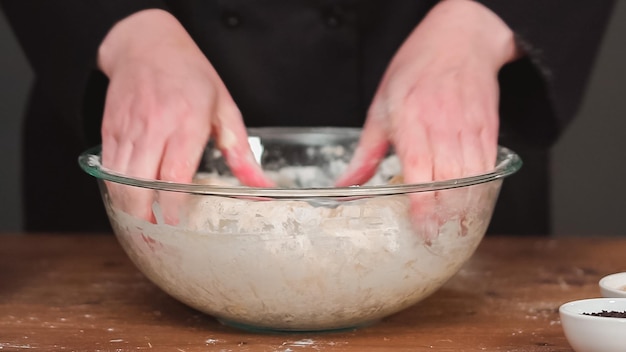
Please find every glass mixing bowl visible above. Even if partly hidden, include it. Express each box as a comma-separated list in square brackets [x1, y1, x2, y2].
[79, 127, 521, 332]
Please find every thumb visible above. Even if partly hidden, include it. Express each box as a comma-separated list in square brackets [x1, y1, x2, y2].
[214, 111, 275, 188]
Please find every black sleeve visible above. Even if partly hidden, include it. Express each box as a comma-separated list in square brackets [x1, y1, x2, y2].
[475, 0, 615, 148]
[0, 1, 167, 134]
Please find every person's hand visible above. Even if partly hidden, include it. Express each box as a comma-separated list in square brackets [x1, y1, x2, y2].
[336, 0, 519, 239]
[98, 9, 272, 223]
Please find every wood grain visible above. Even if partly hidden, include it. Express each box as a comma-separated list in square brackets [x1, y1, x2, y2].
[1, 234, 623, 351]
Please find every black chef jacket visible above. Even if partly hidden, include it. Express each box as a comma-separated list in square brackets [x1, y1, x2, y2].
[0, 0, 615, 234]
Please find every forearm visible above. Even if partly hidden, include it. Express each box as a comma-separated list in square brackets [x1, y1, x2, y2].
[424, 0, 521, 70]
[98, 9, 198, 78]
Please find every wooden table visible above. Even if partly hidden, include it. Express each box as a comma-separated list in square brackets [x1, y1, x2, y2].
[0, 234, 623, 351]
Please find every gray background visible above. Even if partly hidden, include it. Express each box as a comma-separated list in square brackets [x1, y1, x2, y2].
[1, 5, 625, 236]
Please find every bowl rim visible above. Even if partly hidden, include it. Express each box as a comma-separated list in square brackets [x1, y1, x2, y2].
[559, 297, 626, 322]
[78, 127, 522, 197]
[600, 272, 626, 298]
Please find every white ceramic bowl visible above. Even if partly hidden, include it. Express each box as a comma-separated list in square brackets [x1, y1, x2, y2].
[600, 272, 626, 298]
[559, 298, 626, 352]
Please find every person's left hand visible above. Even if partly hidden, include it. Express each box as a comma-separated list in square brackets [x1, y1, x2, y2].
[336, 0, 519, 239]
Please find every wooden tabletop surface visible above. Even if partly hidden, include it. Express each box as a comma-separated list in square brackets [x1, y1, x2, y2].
[0, 234, 624, 351]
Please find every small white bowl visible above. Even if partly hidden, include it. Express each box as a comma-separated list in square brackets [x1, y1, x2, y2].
[600, 272, 626, 298]
[559, 298, 626, 352]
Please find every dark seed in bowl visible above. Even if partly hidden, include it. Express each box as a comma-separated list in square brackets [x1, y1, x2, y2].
[582, 310, 626, 318]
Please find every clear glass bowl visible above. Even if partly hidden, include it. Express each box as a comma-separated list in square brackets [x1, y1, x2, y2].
[79, 127, 521, 332]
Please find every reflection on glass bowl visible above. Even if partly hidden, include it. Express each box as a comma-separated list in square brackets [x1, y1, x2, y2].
[79, 127, 521, 332]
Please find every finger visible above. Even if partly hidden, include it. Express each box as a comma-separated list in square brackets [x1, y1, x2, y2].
[387, 109, 443, 242]
[107, 142, 161, 223]
[470, 82, 499, 172]
[393, 116, 433, 185]
[101, 126, 129, 220]
[158, 126, 207, 183]
[100, 89, 121, 170]
[461, 129, 489, 177]
[100, 129, 119, 170]
[334, 110, 390, 187]
[479, 124, 498, 171]
[462, 92, 498, 175]
[214, 105, 275, 188]
[156, 113, 211, 226]
[101, 106, 159, 222]
[431, 128, 463, 181]
[429, 127, 466, 232]
[102, 106, 170, 221]
[407, 190, 440, 244]
[455, 131, 490, 238]
[101, 104, 133, 173]
[399, 128, 439, 242]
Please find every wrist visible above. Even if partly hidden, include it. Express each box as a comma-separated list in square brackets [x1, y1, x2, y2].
[428, 0, 520, 69]
[98, 9, 195, 76]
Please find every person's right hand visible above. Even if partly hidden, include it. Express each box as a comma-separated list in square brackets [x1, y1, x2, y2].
[98, 9, 272, 223]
